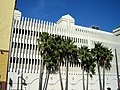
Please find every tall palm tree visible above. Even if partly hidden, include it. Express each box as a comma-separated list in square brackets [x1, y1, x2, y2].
[86, 54, 96, 90]
[38, 32, 55, 90]
[91, 42, 104, 90]
[99, 47, 113, 90]
[43, 52, 59, 90]
[91, 42, 113, 90]
[78, 46, 96, 90]
[54, 35, 65, 90]
[64, 38, 79, 90]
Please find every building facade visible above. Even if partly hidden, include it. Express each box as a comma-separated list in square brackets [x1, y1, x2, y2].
[0, 0, 15, 90]
[7, 10, 120, 90]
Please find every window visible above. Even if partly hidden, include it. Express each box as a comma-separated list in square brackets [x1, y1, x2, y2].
[29, 59, 31, 64]
[25, 30, 27, 35]
[28, 30, 30, 35]
[13, 28, 15, 33]
[36, 45, 37, 50]
[13, 57, 15, 63]
[36, 31, 38, 37]
[18, 43, 20, 48]
[10, 57, 12, 63]
[27, 44, 29, 49]
[19, 29, 21, 34]
[15, 42, 17, 48]
[20, 58, 22, 64]
[21, 43, 23, 49]
[78, 38, 79, 43]
[12, 42, 14, 48]
[23, 58, 25, 64]
[38, 59, 40, 65]
[33, 45, 35, 50]
[16, 58, 19, 63]
[22, 29, 24, 34]
[26, 58, 28, 64]
[16, 28, 18, 34]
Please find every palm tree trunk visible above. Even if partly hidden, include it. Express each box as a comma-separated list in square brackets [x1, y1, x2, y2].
[39, 58, 44, 90]
[97, 61, 102, 90]
[43, 71, 50, 90]
[103, 63, 105, 90]
[58, 62, 64, 90]
[43, 71, 48, 90]
[83, 67, 85, 90]
[65, 60, 68, 90]
[86, 72, 89, 90]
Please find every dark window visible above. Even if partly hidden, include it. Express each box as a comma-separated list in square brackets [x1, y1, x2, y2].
[13, 28, 15, 33]
[16, 28, 18, 34]
[27, 44, 29, 49]
[15, 42, 17, 48]
[20, 58, 22, 64]
[26, 58, 28, 64]
[38, 59, 40, 65]
[36, 45, 37, 50]
[21, 43, 23, 49]
[30, 44, 32, 50]
[33, 45, 35, 50]
[28, 30, 30, 35]
[36, 31, 38, 37]
[16, 58, 19, 63]
[78, 38, 79, 43]
[22, 29, 24, 34]
[25, 30, 27, 35]
[23, 58, 25, 64]
[13, 57, 15, 63]
[12, 42, 14, 48]
[18, 43, 20, 48]
[39, 32, 41, 35]
[10, 57, 12, 63]
[29, 59, 31, 64]
[19, 29, 21, 34]
[76, 38, 77, 42]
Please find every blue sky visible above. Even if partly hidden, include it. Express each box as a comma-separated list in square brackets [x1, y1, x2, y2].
[16, 0, 120, 32]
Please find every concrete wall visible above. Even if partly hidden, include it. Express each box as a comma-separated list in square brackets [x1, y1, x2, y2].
[0, 0, 15, 90]
[0, 0, 15, 50]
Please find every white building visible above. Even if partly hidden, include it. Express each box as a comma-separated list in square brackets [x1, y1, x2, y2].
[7, 10, 120, 90]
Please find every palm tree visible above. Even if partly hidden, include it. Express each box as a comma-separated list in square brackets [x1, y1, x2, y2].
[99, 47, 113, 90]
[91, 42, 113, 90]
[64, 38, 78, 90]
[91, 42, 103, 90]
[43, 52, 59, 90]
[54, 35, 65, 90]
[78, 46, 96, 90]
[38, 32, 55, 90]
[86, 53, 96, 90]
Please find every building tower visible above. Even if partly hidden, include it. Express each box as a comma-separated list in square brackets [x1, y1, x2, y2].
[0, 0, 15, 90]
